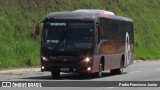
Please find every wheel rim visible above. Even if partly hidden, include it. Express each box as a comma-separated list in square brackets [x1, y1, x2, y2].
[120, 60, 124, 73]
[120, 67, 123, 73]
[98, 63, 102, 77]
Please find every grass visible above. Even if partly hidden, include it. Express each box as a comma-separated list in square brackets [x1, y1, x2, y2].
[0, 0, 160, 69]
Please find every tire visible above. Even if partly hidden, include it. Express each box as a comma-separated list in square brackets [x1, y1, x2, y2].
[51, 70, 60, 78]
[110, 60, 123, 74]
[95, 62, 103, 78]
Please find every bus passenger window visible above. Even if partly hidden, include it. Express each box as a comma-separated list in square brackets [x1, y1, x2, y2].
[99, 26, 104, 38]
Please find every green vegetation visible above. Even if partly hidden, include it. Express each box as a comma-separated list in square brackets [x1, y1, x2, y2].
[0, 0, 160, 69]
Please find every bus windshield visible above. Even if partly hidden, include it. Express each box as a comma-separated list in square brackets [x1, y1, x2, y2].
[43, 21, 93, 52]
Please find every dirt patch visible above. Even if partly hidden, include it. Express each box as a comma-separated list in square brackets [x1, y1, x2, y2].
[0, 68, 40, 75]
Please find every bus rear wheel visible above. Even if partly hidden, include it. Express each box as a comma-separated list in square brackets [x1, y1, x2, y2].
[51, 70, 60, 78]
[110, 60, 123, 74]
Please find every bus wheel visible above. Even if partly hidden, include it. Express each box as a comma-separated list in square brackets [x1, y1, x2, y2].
[51, 70, 60, 78]
[110, 60, 123, 74]
[95, 62, 103, 78]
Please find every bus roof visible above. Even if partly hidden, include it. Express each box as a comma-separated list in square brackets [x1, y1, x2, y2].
[45, 10, 133, 22]
[73, 9, 115, 15]
[46, 12, 96, 20]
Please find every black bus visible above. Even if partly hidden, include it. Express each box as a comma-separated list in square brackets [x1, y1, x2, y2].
[35, 9, 134, 78]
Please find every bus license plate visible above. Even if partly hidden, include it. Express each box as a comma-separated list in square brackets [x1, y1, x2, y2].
[60, 68, 69, 71]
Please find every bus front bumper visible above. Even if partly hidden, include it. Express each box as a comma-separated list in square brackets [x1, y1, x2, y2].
[41, 61, 94, 73]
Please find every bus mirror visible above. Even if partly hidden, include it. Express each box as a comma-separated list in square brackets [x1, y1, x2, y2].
[96, 22, 99, 27]
[34, 23, 40, 35]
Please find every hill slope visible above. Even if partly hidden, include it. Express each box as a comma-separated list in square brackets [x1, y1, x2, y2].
[0, 0, 160, 68]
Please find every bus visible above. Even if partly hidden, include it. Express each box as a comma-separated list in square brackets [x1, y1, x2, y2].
[35, 9, 134, 78]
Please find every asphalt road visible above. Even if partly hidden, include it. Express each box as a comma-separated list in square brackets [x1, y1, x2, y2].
[0, 60, 160, 90]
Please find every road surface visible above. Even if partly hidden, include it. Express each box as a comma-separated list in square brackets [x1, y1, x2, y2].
[0, 60, 160, 90]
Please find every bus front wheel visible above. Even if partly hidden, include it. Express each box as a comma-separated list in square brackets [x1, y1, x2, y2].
[94, 61, 103, 78]
[51, 70, 60, 78]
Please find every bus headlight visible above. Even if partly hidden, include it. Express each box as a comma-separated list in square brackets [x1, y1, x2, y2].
[41, 66, 45, 70]
[87, 67, 91, 71]
[84, 57, 90, 62]
[42, 56, 48, 61]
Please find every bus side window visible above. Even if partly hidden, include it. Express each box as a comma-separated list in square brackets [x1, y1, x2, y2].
[99, 26, 104, 38]
[107, 19, 116, 40]
[99, 18, 108, 40]
[99, 18, 105, 40]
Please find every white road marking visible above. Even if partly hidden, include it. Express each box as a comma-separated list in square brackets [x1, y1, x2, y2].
[128, 70, 143, 74]
[106, 87, 117, 89]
